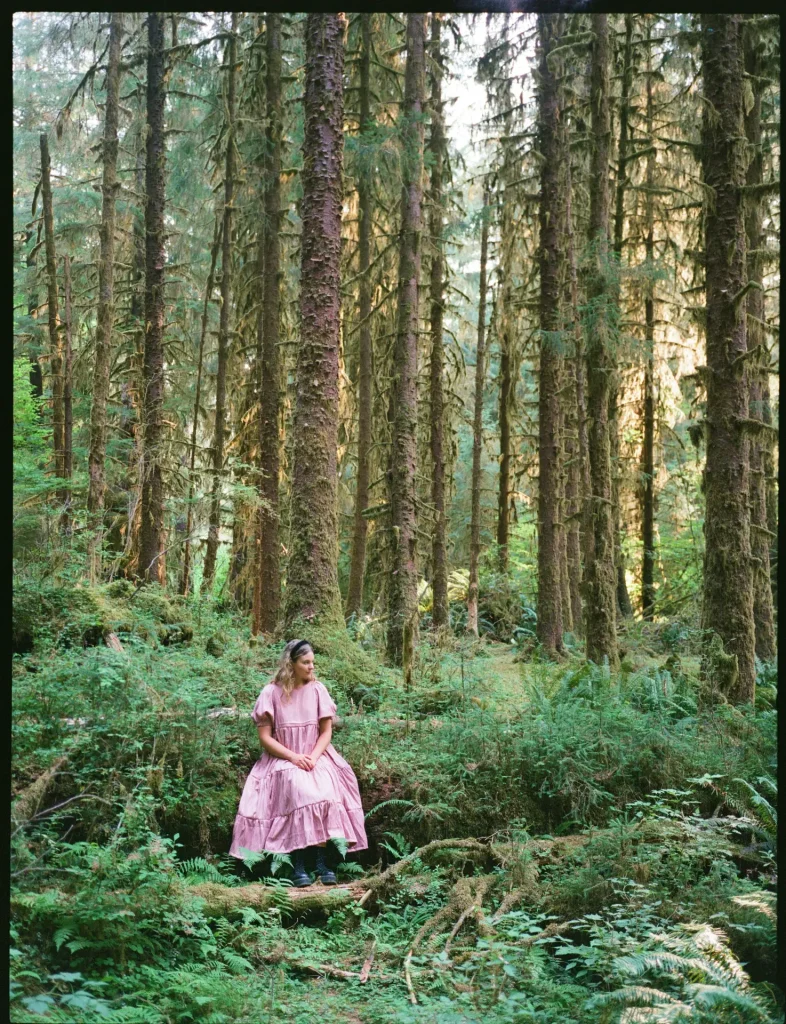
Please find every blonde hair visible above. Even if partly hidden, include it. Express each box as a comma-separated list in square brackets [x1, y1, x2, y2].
[271, 638, 314, 701]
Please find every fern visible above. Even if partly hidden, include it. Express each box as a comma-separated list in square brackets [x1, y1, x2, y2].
[364, 797, 417, 819]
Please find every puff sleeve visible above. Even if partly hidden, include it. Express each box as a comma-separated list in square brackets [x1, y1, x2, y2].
[315, 680, 337, 721]
[250, 684, 276, 727]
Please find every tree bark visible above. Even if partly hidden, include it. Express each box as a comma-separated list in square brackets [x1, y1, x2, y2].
[39, 133, 65, 501]
[255, 11, 283, 635]
[641, 28, 656, 621]
[87, 10, 122, 582]
[139, 11, 167, 584]
[583, 14, 618, 669]
[610, 12, 634, 619]
[565, 149, 586, 636]
[428, 14, 448, 630]
[699, 13, 756, 702]
[536, 13, 566, 657]
[283, 13, 346, 630]
[743, 21, 775, 662]
[467, 184, 491, 638]
[61, 254, 74, 533]
[345, 13, 374, 622]
[180, 214, 222, 596]
[203, 15, 238, 591]
[386, 13, 426, 670]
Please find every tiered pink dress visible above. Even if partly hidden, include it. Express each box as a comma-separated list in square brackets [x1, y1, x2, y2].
[229, 679, 368, 856]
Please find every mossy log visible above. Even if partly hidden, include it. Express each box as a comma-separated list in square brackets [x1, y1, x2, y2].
[190, 880, 365, 918]
[12, 757, 69, 826]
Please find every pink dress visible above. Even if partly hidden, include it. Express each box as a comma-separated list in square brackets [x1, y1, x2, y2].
[229, 679, 368, 856]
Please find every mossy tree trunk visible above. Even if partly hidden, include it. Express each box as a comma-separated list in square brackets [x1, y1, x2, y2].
[345, 13, 374, 622]
[699, 13, 756, 702]
[386, 13, 426, 668]
[467, 184, 490, 638]
[87, 11, 122, 582]
[61, 254, 74, 533]
[743, 20, 775, 663]
[139, 12, 167, 584]
[180, 214, 221, 596]
[428, 13, 449, 630]
[536, 12, 566, 657]
[610, 12, 634, 619]
[253, 12, 284, 635]
[641, 27, 657, 621]
[203, 15, 238, 591]
[583, 14, 619, 670]
[39, 133, 65, 511]
[284, 13, 346, 630]
[565, 149, 587, 636]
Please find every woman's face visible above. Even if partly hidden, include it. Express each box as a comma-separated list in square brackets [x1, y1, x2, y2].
[293, 650, 315, 683]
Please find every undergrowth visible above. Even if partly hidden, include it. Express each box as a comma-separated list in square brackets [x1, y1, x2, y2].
[11, 579, 780, 1022]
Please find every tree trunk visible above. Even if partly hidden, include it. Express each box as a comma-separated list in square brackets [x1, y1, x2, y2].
[641, 29, 656, 621]
[255, 11, 283, 635]
[536, 12, 565, 657]
[345, 13, 374, 622]
[139, 11, 167, 584]
[61, 254, 74, 533]
[467, 184, 490, 638]
[39, 133, 65, 502]
[583, 14, 618, 670]
[699, 13, 756, 702]
[743, 22, 775, 662]
[386, 13, 426, 669]
[180, 214, 222, 596]
[87, 10, 122, 582]
[565, 150, 586, 635]
[428, 14, 448, 630]
[203, 15, 238, 591]
[610, 12, 634, 619]
[25, 227, 44, 399]
[283, 13, 346, 630]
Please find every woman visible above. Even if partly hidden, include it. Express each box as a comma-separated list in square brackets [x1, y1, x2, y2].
[229, 638, 368, 886]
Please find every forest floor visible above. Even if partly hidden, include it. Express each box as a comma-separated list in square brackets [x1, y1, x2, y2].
[10, 580, 780, 1023]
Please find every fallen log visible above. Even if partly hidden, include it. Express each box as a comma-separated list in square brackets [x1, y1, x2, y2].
[190, 879, 366, 918]
[11, 757, 69, 826]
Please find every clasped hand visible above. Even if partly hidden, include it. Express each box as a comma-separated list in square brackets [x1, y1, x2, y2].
[289, 752, 318, 771]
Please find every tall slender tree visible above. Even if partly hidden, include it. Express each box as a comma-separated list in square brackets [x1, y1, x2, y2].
[610, 12, 634, 619]
[139, 11, 167, 583]
[203, 14, 238, 590]
[536, 12, 566, 657]
[699, 13, 756, 702]
[583, 13, 619, 669]
[180, 215, 221, 596]
[61, 253, 73, 532]
[254, 12, 284, 634]
[428, 13, 448, 629]
[640, 24, 657, 621]
[283, 13, 346, 629]
[743, 19, 775, 662]
[39, 133, 65, 504]
[87, 10, 122, 581]
[467, 184, 490, 639]
[386, 13, 426, 670]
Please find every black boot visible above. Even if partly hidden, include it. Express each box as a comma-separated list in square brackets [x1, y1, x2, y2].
[291, 848, 311, 888]
[315, 845, 337, 885]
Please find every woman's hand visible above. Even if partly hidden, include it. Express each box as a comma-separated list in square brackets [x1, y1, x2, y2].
[289, 752, 315, 771]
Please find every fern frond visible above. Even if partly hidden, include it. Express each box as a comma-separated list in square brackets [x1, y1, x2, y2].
[364, 798, 416, 819]
[730, 891, 776, 921]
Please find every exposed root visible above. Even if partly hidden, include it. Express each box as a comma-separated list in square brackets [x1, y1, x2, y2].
[404, 872, 500, 1004]
[358, 837, 492, 907]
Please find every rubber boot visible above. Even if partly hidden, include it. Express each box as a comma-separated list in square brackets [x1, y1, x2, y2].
[291, 848, 311, 888]
[315, 845, 337, 886]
